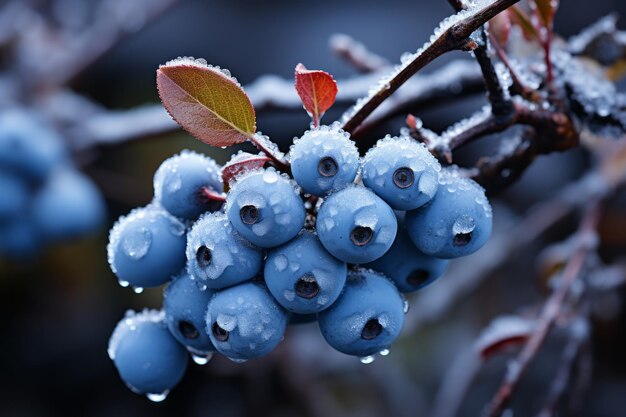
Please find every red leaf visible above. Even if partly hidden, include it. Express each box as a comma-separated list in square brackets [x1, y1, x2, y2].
[294, 63, 338, 127]
[474, 316, 534, 359]
[490, 10, 512, 46]
[221, 152, 271, 189]
[406, 114, 418, 130]
[157, 58, 256, 147]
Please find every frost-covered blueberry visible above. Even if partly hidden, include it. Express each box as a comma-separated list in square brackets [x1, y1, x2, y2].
[361, 135, 440, 210]
[316, 185, 397, 264]
[264, 230, 347, 314]
[206, 282, 288, 361]
[186, 212, 263, 289]
[108, 309, 188, 398]
[289, 124, 360, 196]
[405, 171, 492, 259]
[318, 270, 405, 357]
[225, 168, 305, 248]
[153, 150, 223, 220]
[107, 205, 187, 288]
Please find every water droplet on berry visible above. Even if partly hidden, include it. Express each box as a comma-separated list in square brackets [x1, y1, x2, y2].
[132, 287, 144, 294]
[118, 279, 129, 288]
[191, 352, 213, 365]
[146, 391, 169, 402]
[122, 227, 151, 260]
[379, 348, 390, 356]
[360, 355, 376, 364]
[403, 300, 410, 314]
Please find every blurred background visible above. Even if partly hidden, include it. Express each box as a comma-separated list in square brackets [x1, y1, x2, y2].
[1, 0, 625, 416]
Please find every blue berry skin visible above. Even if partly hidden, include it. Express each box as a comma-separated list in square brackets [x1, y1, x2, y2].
[0, 109, 67, 182]
[32, 169, 106, 242]
[0, 213, 40, 258]
[225, 168, 305, 248]
[107, 205, 187, 288]
[365, 213, 449, 293]
[154, 150, 223, 220]
[405, 172, 493, 259]
[316, 186, 397, 264]
[0, 170, 29, 221]
[108, 310, 188, 396]
[318, 270, 405, 357]
[288, 125, 359, 196]
[264, 230, 347, 314]
[206, 282, 288, 360]
[164, 273, 216, 355]
[362, 136, 440, 211]
[186, 212, 263, 289]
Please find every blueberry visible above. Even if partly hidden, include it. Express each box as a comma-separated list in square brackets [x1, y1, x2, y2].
[365, 212, 449, 292]
[316, 186, 397, 264]
[186, 212, 263, 289]
[107, 205, 187, 288]
[108, 309, 188, 397]
[405, 171, 493, 258]
[206, 282, 287, 360]
[0, 170, 29, 221]
[154, 150, 223, 220]
[225, 168, 305, 248]
[264, 230, 347, 314]
[288, 125, 359, 196]
[361, 136, 440, 210]
[0, 109, 67, 182]
[32, 168, 106, 242]
[318, 270, 405, 357]
[164, 272, 216, 355]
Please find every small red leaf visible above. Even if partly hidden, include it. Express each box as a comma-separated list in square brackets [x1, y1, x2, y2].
[157, 58, 256, 147]
[474, 316, 534, 359]
[294, 63, 338, 127]
[490, 10, 512, 46]
[406, 114, 418, 130]
[221, 152, 271, 189]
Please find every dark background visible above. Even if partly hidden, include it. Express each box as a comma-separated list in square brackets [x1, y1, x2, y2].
[1, 0, 626, 416]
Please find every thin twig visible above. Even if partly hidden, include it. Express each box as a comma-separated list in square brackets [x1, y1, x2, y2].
[535, 312, 590, 417]
[446, 0, 513, 117]
[483, 201, 603, 417]
[329, 33, 390, 73]
[340, 0, 522, 134]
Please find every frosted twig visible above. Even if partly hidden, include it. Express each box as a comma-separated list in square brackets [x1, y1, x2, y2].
[446, 0, 514, 117]
[535, 312, 590, 417]
[483, 201, 603, 417]
[329, 33, 390, 73]
[340, 0, 522, 134]
[25, 0, 179, 88]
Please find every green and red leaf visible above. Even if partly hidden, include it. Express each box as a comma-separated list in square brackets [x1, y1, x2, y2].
[294, 63, 338, 127]
[157, 58, 256, 147]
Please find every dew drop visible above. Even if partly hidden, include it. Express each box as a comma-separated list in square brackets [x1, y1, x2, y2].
[379, 348, 390, 356]
[118, 279, 129, 288]
[122, 227, 152, 260]
[146, 391, 169, 402]
[360, 355, 376, 364]
[133, 287, 144, 294]
[191, 352, 213, 365]
[403, 300, 410, 314]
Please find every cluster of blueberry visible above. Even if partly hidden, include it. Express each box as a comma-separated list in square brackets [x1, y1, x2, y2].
[0, 110, 105, 258]
[106, 124, 493, 401]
